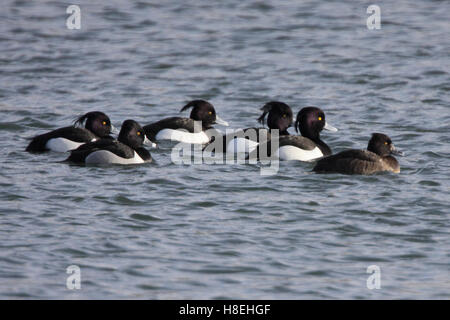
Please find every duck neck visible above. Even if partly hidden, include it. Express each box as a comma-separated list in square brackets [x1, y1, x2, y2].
[315, 139, 332, 156]
[190, 117, 211, 131]
[304, 132, 332, 156]
[135, 147, 152, 161]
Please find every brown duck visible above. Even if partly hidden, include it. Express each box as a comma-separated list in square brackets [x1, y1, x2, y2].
[313, 133, 403, 175]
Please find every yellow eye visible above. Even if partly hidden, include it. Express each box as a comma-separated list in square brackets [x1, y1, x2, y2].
[102, 121, 107, 125]
[318, 117, 322, 121]
[282, 114, 286, 118]
[137, 131, 141, 136]
[384, 141, 388, 145]
[208, 111, 212, 115]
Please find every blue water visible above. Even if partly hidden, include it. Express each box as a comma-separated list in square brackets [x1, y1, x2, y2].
[0, 0, 449, 299]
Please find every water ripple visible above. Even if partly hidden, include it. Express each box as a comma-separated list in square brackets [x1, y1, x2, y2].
[0, 0, 448, 299]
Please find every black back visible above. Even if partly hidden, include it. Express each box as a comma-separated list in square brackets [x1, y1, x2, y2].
[143, 100, 218, 140]
[66, 120, 151, 163]
[26, 111, 112, 153]
[313, 133, 401, 174]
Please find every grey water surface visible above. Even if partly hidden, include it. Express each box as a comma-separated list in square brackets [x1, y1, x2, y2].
[0, 0, 449, 299]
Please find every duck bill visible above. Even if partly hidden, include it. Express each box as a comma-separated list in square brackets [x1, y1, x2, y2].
[143, 135, 157, 148]
[324, 122, 338, 132]
[390, 145, 404, 156]
[214, 115, 229, 127]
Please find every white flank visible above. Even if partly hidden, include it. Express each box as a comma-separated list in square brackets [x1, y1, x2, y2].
[277, 145, 323, 161]
[156, 129, 210, 144]
[46, 138, 84, 152]
[226, 138, 259, 154]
